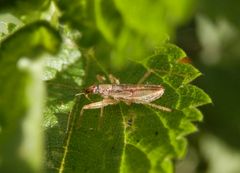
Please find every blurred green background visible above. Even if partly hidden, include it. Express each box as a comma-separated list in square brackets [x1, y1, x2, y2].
[176, 0, 240, 173]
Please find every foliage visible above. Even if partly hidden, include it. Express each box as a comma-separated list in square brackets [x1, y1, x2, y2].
[0, 0, 211, 173]
[0, 21, 61, 173]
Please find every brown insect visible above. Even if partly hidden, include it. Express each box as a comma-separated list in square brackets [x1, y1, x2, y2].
[78, 74, 172, 123]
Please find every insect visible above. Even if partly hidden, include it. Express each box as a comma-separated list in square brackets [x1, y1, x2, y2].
[78, 74, 172, 125]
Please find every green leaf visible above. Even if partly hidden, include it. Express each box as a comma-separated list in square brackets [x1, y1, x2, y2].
[0, 0, 50, 22]
[0, 1, 211, 173]
[44, 43, 211, 173]
[0, 13, 23, 41]
[177, 84, 212, 109]
[55, 0, 196, 68]
[95, 0, 122, 44]
[43, 30, 83, 172]
[114, 0, 196, 40]
[56, 0, 101, 47]
[0, 21, 61, 173]
[144, 43, 201, 88]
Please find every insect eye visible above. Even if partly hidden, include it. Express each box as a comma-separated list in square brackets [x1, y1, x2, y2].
[84, 87, 92, 94]
[85, 85, 97, 94]
[84, 88, 90, 93]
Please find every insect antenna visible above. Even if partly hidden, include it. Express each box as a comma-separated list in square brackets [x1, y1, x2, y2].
[75, 91, 92, 101]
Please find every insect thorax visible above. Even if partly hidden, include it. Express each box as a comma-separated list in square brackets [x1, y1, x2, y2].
[97, 84, 113, 95]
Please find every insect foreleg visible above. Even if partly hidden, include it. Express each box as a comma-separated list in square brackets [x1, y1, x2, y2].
[80, 98, 119, 118]
[79, 98, 119, 128]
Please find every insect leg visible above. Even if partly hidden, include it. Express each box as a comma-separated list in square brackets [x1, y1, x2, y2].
[137, 70, 153, 84]
[78, 98, 119, 127]
[96, 74, 107, 83]
[96, 74, 120, 84]
[140, 101, 172, 112]
[108, 74, 120, 84]
[98, 107, 104, 129]
[81, 98, 119, 112]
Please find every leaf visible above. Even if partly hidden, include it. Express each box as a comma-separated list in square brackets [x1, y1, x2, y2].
[0, 0, 50, 22]
[144, 43, 201, 88]
[0, 21, 61, 173]
[177, 84, 212, 109]
[55, 0, 196, 68]
[56, 0, 101, 47]
[44, 43, 211, 173]
[0, 13, 23, 41]
[0, 2, 211, 173]
[43, 30, 83, 172]
[94, 0, 122, 44]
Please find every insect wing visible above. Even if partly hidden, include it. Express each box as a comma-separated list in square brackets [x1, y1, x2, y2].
[109, 90, 133, 98]
[110, 84, 165, 103]
[130, 86, 164, 102]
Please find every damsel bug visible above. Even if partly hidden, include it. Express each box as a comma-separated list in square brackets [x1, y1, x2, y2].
[77, 74, 172, 126]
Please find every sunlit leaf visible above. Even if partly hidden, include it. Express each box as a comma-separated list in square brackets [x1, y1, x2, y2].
[45, 43, 211, 173]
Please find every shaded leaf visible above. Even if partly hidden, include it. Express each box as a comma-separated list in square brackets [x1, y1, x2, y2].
[0, 21, 61, 173]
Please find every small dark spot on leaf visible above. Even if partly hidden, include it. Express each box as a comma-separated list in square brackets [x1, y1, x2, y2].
[127, 119, 133, 126]
[136, 139, 140, 143]
[155, 131, 159, 136]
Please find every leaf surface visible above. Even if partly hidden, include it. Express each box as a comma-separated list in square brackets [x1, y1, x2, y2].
[0, 21, 61, 173]
[44, 43, 211, 173]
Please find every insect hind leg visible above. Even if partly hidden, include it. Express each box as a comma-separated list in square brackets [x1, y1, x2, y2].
[138, 70, 153, 84]
[139, 101, 172, 112]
